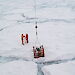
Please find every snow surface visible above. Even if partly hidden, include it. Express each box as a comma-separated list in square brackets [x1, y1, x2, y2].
[42, 60, 75, 75]
[0, 60, 37, 75]
[0, 0, 75, 75]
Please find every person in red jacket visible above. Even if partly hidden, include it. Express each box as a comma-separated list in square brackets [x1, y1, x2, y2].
[21, 34, 25, 45]
[26, 34, 28, 43]
[41, 45, 45, 57]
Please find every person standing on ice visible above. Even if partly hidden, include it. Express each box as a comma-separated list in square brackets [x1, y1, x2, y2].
[26, 33, 28, 43]
[33, 46, 37, 58]
[21, 34, 25, 45]
[41, 45, 45, 57]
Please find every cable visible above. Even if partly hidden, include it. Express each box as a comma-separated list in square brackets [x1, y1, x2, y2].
[34, 0, 37, 23]
[33, 0, 41, 47]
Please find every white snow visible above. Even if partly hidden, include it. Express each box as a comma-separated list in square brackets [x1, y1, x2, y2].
[0, 60, 37, 75]
[0, 0, 75, 75]
[42, 61, 75, 75]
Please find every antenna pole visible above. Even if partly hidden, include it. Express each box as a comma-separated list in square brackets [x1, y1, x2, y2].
[34, 0, 38, 36]
[34, 0, 37, 23]
[35, 22, 37, 36]
[34, 0, 40, 46]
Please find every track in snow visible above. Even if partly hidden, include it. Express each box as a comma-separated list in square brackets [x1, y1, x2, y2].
[0, 56, 75, 75]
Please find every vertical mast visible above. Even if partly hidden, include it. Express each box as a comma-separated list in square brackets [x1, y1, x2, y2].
[34, 0, 38, 36]
[34, 0, 40, 46]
